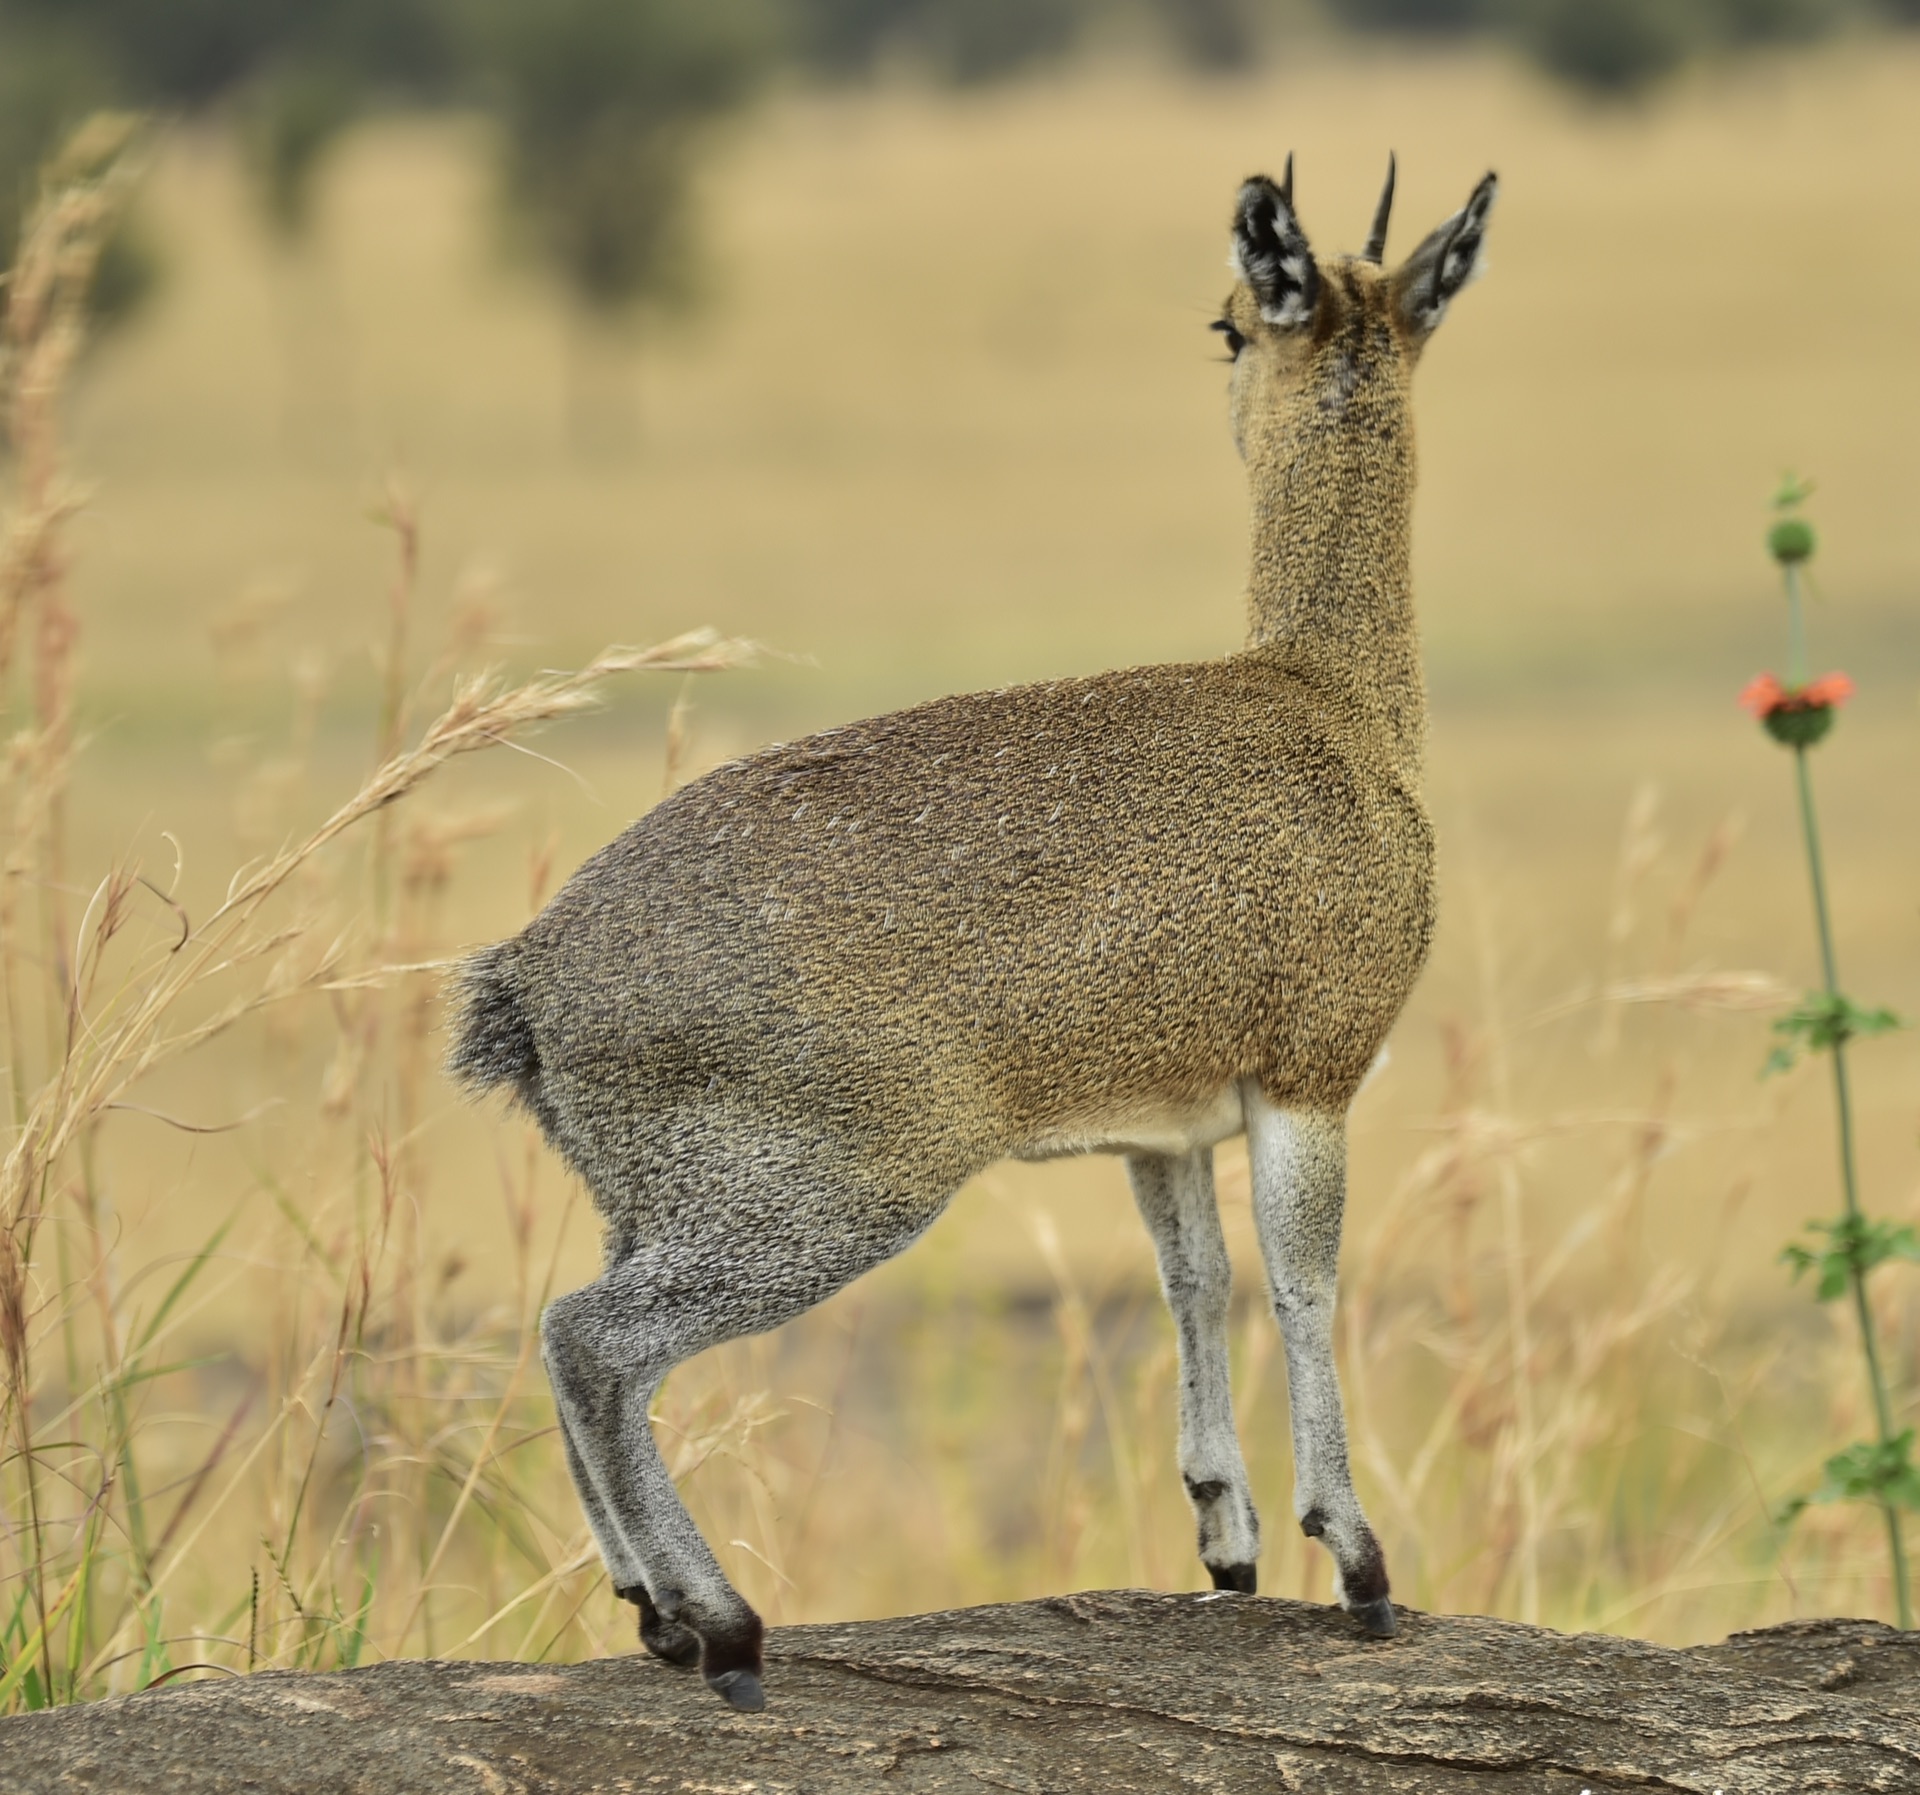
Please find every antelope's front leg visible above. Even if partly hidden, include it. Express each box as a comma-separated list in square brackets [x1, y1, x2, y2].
[1242, 1093, 1393, 1637]
[1128, 1148, 1261, 1591]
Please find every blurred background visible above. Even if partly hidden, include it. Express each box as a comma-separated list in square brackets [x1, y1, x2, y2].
[4, 0, 1920, 1700]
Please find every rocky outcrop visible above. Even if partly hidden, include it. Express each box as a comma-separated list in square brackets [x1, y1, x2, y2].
[4, 1590, 1916, 1792]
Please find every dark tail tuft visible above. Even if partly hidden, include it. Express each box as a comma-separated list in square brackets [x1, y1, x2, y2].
[445, 939, 538, 1101]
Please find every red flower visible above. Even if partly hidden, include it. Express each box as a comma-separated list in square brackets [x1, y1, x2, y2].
[1739, 672, 1786, 718]
[1739, 671, 1854, 718]
[1740, 671, 1853, 747]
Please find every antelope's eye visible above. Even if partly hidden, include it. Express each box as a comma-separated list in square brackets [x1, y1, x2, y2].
[1210, 317, 1246, 359]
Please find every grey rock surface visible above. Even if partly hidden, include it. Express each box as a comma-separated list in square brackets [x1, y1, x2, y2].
[3, 1590, 1916, 1793]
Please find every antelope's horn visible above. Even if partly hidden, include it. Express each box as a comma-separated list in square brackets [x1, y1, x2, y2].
[1361, 151, 1395, 265]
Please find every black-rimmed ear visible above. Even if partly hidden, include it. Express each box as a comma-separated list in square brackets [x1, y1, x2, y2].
[1231, 160, 1319, 330]
[1393, 172, 1497, 335]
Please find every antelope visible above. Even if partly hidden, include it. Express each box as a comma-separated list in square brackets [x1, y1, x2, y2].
[449, 156, 1498, 1711]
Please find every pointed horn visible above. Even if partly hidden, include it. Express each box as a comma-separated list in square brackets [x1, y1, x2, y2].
[1279, 151, 1294, 209]
[1361, 151, 1395, 265]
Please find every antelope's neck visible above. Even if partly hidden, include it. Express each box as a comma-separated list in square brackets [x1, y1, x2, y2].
[1243, 385, 1425, 779]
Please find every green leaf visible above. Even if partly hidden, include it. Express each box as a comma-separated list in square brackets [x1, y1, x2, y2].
[1763, 991, 1903, 1077]
[1773, 472, 1816, 512]
[1780, 1431, 1920, 1524]
[335, 1567, 377, 1671]
[135, 1593, 172, 1694]
[1782, 1215, 1920, 1301]
[129, 1215, 235, 1357]
[0, 1565, 84, 1712]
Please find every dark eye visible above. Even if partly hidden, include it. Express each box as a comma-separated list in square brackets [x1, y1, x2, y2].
[1210, 317, 1246, 359]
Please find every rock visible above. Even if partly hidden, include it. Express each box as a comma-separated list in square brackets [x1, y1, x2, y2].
[4, 1591, 1916, 1792]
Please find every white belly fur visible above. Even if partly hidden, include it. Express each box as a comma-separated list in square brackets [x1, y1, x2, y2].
[1014, 1082, 1247, 1161]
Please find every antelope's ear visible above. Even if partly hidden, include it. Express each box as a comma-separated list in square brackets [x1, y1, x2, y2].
[1392, 172, 1497, 336]
[1231, 168, 1319, 330]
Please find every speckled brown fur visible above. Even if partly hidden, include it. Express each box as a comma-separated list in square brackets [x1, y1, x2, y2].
[508, 656, 1426, 1195]
[449, 160, 1498, 1709]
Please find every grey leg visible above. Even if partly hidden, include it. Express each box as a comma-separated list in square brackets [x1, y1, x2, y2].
[540, 1169, 949, 1710]
[1127, 1148, 1261, 1590]
[551, 1415, 700, 1669]
[550, 1409, 642, 1590]
[543, 1278, 760, 1702]
[1241, 1092, 1393, 1636]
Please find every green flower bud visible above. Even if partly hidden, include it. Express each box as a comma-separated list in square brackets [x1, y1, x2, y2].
[1763, 704, 1834, 749]
[1769, 517, 1816, 565]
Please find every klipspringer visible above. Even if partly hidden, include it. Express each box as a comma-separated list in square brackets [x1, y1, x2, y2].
[450, 155, 1499, 1711]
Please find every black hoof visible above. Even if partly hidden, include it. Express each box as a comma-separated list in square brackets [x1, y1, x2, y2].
[623, 1586, 702, 1670]
[641, 1613, 702, 1669]
[700, 1607, 766, 1711]
[706, 1668, 765, 1712]
[1208, 1562, 1258, 1594]
[1352, 1596, 1396, 1638]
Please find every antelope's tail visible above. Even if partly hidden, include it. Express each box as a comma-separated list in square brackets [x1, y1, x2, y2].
[445, 939, 539, 1104]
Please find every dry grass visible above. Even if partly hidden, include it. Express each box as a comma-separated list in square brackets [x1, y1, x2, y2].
[0, 127, 759, 1701]
[5, 40, 1920, 1705]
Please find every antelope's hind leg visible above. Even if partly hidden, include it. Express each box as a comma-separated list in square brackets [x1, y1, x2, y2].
[550, 1406, 700, 1668]
[1243, 1095, 1394, 1638]
[1129, 1148, 1261, 1592]
[539, 1151, 951, 1711]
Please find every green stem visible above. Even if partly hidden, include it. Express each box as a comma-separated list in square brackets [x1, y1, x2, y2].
[1792, 741, 1911, 1628]
[1785, 562, 1809, 688]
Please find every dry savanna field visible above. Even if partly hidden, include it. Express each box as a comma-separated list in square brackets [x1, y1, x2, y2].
[6, 38, 1920, 1703]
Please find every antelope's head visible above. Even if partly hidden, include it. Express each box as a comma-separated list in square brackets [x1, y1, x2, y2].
[1216, 157, 1497, 468]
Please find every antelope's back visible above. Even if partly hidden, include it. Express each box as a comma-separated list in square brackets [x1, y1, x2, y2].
[510, 654, 1432, 1192]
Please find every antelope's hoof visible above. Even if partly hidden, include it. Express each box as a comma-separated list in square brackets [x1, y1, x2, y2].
[1352, 1596, 1396, 1638]
[622, 1585, 703, 1670]
[1208, 1562, 1258, 1594]
[641, 1615, 702, 1670]
[706, 1667, 766, 1712]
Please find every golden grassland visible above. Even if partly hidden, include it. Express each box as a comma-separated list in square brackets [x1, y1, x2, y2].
[6, 40, 1920, 1703]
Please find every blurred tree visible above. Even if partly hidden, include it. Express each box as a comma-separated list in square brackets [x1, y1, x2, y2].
[5, 0, 306, 107]
[470, 0, 770, 450]
[0, 26, 111, 245]
[0, 0, 460, 436]
[1, 0, 459, 105]
[0, 22, 157, 334]
[1325, 0, 1858, 92]
[0, 0, 461, 240]
[0, 0, 476, 436]
[783, 0, 921, 72]
[1504, 0, 1701, 92]
[916, 0, 1085, 81]
[232, 0, 463, 239]
[237, 59, 371, 461]
[783, 0, 1087, 82]
[1709, 0, 1853, 42]
[241, 60, 363, 241]
[1504, 0, 1854, 93]
[1144, 0, 1263, 71]
[1321, 0, 1483, 25]
[0, 0, 1894, 377]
